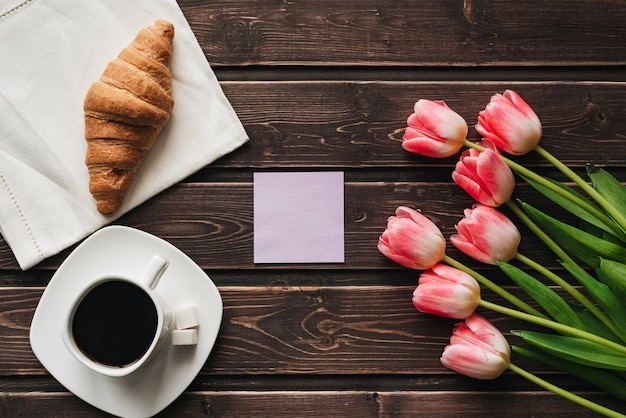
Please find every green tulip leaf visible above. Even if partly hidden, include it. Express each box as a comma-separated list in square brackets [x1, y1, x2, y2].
[597, 258, 626, 301]
[572, 306, 622, 343]
[513, 344, 626, 401]
[498, 261, 583, 329]
[512, 330, 626, 370]
[561, 260, 626, 341]
[518, 172, 625, 241]
[581, 220, 626, 246]
[521, 201, 626, 268]
[587, 165, 626, 231]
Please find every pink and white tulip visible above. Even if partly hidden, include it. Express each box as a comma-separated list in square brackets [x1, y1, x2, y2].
[440, 313, 511, 380]
[476, 90, 542, 155]
[412, 263, 480, 319]
[378, 206, 446, 270]
[452, 140, 515, 207]
[402, 99, 468, 158]
[451, 204, 521, 265]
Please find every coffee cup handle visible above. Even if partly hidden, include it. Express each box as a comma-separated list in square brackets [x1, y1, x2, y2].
[140, 255, 169, 290]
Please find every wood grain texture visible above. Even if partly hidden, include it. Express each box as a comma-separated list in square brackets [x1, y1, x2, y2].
[178, 0, 626, 66]
[216, 81, 626, 169]
[0, 181, 586, 271]
[0, 391, 623, 417]
[0, 286, 604, 376]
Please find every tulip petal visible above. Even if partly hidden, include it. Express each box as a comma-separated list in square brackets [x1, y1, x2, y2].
[414, 100, 468, 138]
[465, 314, 511, 358]
[451, 204, 521, 263]
[475, 91, 542, 155]
[504, 90, 541, 125]
[413, 285, 476, 319]
[377, 207, 446, 270]
[452, 170, 497, 206]
[402, 136, 463, 158]
[413, 265, 480, 319]
[399, 207, 441, 235]
[450, 234, 496, 265]
[377, 243, 421, 269]
[441, 343, 509, 380]
[402, 100, 467, 158]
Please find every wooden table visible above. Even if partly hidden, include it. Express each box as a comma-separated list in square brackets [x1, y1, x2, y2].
[1, 1, 626, 416]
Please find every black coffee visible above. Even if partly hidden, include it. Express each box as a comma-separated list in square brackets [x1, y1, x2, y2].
[71, 280, 158, 367]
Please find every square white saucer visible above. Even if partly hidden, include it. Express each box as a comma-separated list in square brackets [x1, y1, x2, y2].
[30, 226, 223, 417]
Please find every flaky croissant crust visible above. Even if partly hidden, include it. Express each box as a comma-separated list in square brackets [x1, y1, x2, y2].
[84, 20, 174, 214]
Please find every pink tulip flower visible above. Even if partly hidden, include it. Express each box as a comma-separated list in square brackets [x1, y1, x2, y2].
[440, 313, 511, 380]
[402, 99, 468, 158]
[452, 140, 515, 207]
[476, 90, 542, 155]
[412, 263, 480, 319]
[378, 206, 446, 270]
[451, 204, 521, 265]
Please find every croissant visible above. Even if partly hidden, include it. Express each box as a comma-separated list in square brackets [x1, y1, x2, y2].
[84, 19, 175, 214]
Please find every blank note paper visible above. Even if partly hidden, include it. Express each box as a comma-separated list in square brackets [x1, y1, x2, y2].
[254, 172, 345, 263]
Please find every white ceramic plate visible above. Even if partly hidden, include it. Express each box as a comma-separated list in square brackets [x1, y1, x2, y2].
[30, 226, 223, 417]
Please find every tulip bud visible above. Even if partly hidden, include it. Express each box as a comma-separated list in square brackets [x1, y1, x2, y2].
[476, 90, 542, 155]
[402, 99, 468, 158]
[440, 313, 511, 380]
[452, 140, 515, 207]
[412, 263, 480, 319]
[377, 206, 446, 270]
[451, 204, 521, 265]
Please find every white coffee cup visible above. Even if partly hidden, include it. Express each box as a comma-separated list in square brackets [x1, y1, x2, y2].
[62, 254, 177, 377]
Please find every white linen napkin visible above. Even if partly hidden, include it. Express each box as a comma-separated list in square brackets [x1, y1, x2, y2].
[0, 0, 249, 270]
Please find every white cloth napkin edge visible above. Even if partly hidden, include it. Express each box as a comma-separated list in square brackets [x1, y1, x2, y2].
[0, 0, 250, 270]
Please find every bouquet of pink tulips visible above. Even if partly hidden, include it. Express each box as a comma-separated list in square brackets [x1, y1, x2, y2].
[378, 91, 626, 417]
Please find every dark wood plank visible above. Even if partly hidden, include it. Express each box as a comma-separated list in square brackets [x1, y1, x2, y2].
[0, 374, 604, 394]
[0, 390, 623, 417]
[0, 286, 455, 375]
[0, 286, 598, 376]
[216, 81, 626, 169]
[178, 0, 626, 66]
[0, 178, 612, 271]
[207, 286, 554, 376]
[375, 391, 626, 417]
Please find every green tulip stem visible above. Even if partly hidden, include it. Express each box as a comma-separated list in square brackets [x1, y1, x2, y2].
[463, 140, 621, 235]
[534, 144, 626, 233]
[504, 200, 626, 339]
[442, 255, 546, 319]
[505, 200, 577, 265]
[507, 363, 626, 418]
[514, 252, 625, 341]
[478, 299, 626, 356]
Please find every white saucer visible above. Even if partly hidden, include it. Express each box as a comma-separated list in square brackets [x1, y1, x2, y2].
[30, 226, 223, 418]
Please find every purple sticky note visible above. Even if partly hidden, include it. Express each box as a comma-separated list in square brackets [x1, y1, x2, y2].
[254, 172, 345, 263]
